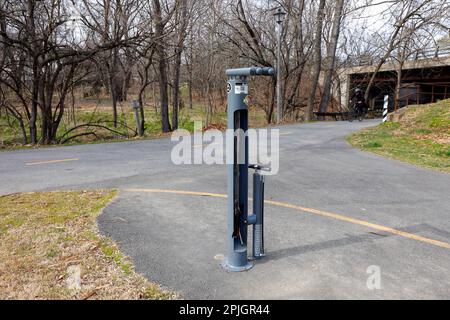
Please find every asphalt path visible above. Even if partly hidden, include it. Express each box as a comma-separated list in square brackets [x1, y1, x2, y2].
[1, 119, 449, 299]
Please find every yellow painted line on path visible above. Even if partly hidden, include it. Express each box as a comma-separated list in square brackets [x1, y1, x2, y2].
[264, 199, 450, 250]
[25, 158, 79, 166]
[125, 188, 227, 198]
[123, 188, 450, 250]
[193, 144, 222, 148]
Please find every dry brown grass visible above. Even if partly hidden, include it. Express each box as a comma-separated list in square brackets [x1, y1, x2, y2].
[0, 190, 174, 300]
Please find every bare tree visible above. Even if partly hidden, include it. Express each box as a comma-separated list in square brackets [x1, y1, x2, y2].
[153, 0, 171, 132]
[171, 0, 190, 130]
[2, 0, 449, 148]
[305, 0, 326, 121]
[78, 0, 145, 128]
[0, 0, 145, 144]
[319, 0, 345, 113]
[364, 0, 448, 102]
[0, 0, 83, 144]
[136, 41, 156, 134]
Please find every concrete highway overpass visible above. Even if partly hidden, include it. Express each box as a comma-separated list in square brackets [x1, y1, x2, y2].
[339, 55, 450, 113]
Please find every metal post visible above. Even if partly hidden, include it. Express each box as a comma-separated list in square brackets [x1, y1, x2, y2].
[274, 7, 286, 124]
[132, 100, 143, 137]
[223, 67, 274, 272]
[382, 95, 389, 123]
[276, 23, 282, 123]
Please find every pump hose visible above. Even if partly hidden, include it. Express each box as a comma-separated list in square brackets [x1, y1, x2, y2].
[232, 200, 243, 243]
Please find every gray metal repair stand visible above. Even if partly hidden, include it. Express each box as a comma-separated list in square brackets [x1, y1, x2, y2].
[222, 67, 274, 272]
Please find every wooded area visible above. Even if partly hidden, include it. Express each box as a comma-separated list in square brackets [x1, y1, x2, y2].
[0, 0, 449, 145]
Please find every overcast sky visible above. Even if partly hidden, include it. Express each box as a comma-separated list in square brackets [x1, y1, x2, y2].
[348, 1, 392, 34]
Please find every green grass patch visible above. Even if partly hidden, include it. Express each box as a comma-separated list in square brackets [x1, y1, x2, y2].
[1, 94, 272, 150]
[1, 102, 231, 150]
[348, 99, 450, 173]
[363, 141, 382, 148]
